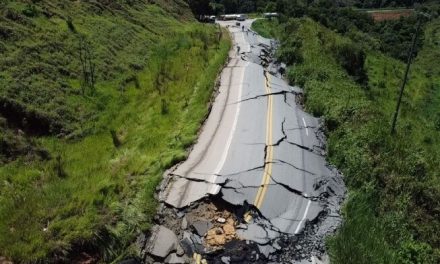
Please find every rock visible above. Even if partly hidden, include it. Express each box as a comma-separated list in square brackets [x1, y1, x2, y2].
[181, 231, 203, 255]
[217, 217, 226, 223]
[176, 211, 185, 218]
[191, 234, 205, 253]
[257, 244, 276, 258]
[192, 220, 213, 236]
[164, 253, 185, 264]
[236, 223, 248, 230]
[181, 217, 188, 230]
[273, 241, 281, 250]
[147, 225, 179, 258]
[221, 256, 231, 264]
[176, 244, 185, 256]
[180, 236, 195, 256]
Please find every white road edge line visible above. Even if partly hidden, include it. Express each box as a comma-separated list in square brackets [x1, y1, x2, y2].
[208, 61, 249, 194]
[302, 117, 309, 136]
[294, 199, 312, 234]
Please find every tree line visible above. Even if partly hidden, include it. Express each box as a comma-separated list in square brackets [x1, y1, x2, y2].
[186, 0, 432, 16]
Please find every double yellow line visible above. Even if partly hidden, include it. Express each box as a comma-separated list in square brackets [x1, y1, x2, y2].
[255, 73, 273, 208]
[246, 73, 273, 222]
[194, 76, 274, 263]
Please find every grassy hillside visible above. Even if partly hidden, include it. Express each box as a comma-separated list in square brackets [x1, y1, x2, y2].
[253, 17, 440, 263]
[0, 0, 231, 262]
[251, 18, 279, 38]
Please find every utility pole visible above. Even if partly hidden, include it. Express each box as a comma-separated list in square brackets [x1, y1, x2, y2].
[390, 19, 422, 134]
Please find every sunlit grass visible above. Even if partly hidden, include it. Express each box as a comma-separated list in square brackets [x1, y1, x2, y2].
[254, 17, 440, 263]
[251, 19, 280, 39]
[0, 12, 230, 263]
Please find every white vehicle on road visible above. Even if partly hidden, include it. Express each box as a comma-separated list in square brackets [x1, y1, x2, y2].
[236, 14, 247, 21]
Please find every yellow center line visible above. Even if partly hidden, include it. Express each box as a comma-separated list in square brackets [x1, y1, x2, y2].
[253, 73, 273, 210]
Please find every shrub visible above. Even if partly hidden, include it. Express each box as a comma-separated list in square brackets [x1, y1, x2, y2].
[332, 41, 368, 84]
[22, 4, 38, 17]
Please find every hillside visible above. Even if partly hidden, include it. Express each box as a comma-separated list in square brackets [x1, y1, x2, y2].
[0, 0, 193, 161]
[0, 0, 230, 262]
[253, 14, 440, 264]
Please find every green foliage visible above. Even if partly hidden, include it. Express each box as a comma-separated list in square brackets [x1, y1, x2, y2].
[0, 0, 231, 262]
[332, 41, 368, 84]
[270, 17, 440, 263]
[250, 19, 279, 39]
[344, 0, 429, 9]
[0, 0, 193, 140]
[398, 240, 440, 264]
[189, 0, 283, 16]
[328, 190, 399, 264]
[274, 0, 440, 61]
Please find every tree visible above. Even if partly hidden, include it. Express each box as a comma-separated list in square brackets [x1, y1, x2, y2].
[210, 2, 225, 14]
[187, 0, 213, 16]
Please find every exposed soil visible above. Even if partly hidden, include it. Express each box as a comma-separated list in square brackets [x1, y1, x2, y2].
[369, 10, 413, 22]
[0, 257, 13, 264]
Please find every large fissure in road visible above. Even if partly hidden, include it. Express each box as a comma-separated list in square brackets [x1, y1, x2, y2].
[138, 20, 346, 264]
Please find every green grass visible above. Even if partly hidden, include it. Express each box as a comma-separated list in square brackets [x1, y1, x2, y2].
[253, 17, 440, 263]
[0, 0, 231, 262]
[251, 18, 279, 39]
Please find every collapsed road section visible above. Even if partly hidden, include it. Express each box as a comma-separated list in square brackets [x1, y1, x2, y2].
[138, 19, 346, 264]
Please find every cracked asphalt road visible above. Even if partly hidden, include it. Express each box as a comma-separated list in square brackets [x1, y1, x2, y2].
[163, 19, 326, 238]
[147, 19, 345, 263]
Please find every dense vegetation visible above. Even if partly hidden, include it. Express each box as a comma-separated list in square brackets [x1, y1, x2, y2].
[273, 0, 440, 61]
[253, 9, 440, 264]
[0, 0, 230, 262]
[187, 0, 276, 16]
[189, 0, 439, 60]
[342, 0, 428, 8]
[187, 0, 436, 17]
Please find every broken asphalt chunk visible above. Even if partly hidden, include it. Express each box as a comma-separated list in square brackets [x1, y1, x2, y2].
[221, 256, 231, 264]
[146, 225, 179, 259]
[180, 231, 204, 256]
[163, 177, 221, 208]
[191, 220, 213, 236]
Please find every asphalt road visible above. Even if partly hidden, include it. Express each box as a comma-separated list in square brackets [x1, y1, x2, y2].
[161, 19, 339, 255]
